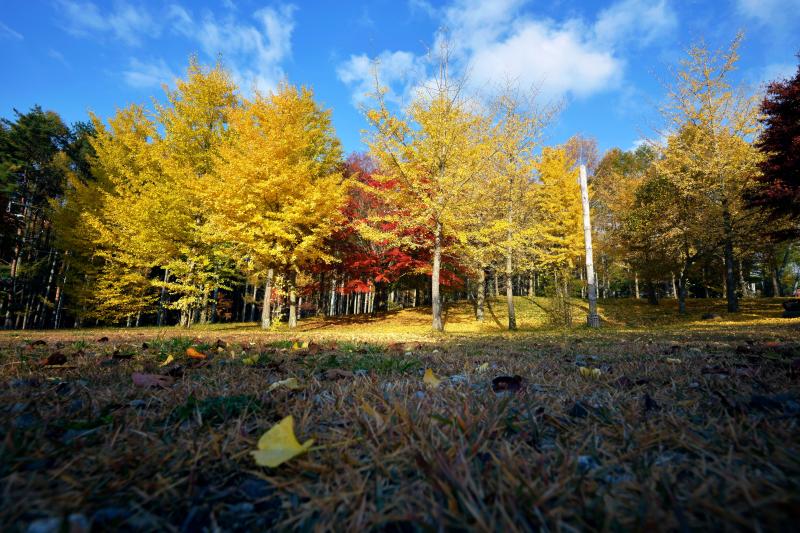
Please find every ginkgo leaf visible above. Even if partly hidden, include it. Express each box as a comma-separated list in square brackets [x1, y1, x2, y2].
[579, 366, 602, 378]
[186, 347, 206, 359]
[159, 354, 175, 367]
[267, 377, 302, 392]
[476, 362, 489, 372]
[423, 368, 441, 388]
[251, 415, 314, 467]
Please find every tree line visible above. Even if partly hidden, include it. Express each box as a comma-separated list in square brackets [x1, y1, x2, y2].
[1, 37, 798, 331]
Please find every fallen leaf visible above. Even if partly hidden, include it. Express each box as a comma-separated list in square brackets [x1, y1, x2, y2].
[42, 352, 67, 366]
[251, 415, 314, 467]
[159, 354, 175, 367]
[97, 337, 109, 343]
[323, 369, 354, 380]
[132, 373, 174, 388]
[186, 347, 206, 360]
[491, 375, 523, 392]
[579, 366, 602, 378]
[665, 358, 682, 364]
[476, 362, 489, 372]
[423, 368, 441, 388]
[267, 377, 302, 392]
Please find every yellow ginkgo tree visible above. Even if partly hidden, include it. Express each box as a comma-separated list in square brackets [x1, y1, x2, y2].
[207, 83, 345, 328]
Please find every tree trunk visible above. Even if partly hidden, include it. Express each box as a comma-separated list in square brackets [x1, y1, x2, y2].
[476, 269, 485, 322]
[721, 206, 738, 312]
[678, 271, 688, 314]
[431, 221, 443, 332]
[671, 272, 677, 299]
[634, 272, 640, 299]
[288, 271, 298, 328]
[261, 269, 274, 329]
[646, 279, 658, 305]
[249, 283, 258, 322]
[506, 253, 516, 330]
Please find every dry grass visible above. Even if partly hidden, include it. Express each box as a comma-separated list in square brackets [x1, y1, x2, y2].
[1, 298, 799, 531]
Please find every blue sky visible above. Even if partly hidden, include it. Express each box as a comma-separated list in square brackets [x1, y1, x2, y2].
[1, 0, 798, 155]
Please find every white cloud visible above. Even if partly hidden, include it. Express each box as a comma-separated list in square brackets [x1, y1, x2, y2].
[57, 2, 296, 94]
[736, 0, 800, 26]
[0, 21, 23, 40]
[340, 0, 669, 107]
[56, 0, 158, 45]
[123, 58, 177, 88]
[594, 0, 677, 46]
[169, 4, 296, 93]
[337, 50, 428, 105]
[468, 21, 621, 100]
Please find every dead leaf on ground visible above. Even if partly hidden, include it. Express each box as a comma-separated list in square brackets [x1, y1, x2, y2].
[251, 415, 314, 467]
[42, 352, 67, 366]
[579, 366, 602, 378]
[492, 375, 523, 393]
[132, 372, 174, 388]
[97, 337, 109, 343]
[267, 378, 302, 392]
[423, 368, 441, 388]
[323, 369, 354, 380]
[186, 347, 206, 359]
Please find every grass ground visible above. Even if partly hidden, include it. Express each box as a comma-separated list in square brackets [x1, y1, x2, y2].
[1, 297, 799, 531]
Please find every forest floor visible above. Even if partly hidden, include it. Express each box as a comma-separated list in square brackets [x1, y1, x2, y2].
[1, 298, 799, 531]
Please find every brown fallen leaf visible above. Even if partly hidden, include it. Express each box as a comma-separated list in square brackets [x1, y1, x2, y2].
[492, 375, 523, 393]
[186, 347, 207, 360]
[323, 369, 354, 380]
[97, 337, 109, 343]
[132, 372, 174, 388]
[42, 352, 67, 366]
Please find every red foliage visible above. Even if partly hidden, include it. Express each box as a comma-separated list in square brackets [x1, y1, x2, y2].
[753, 60, 800, 220]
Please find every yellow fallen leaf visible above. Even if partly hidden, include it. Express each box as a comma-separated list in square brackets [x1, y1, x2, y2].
[579, 366, 602, 378]
[159, 354, 175, 367]
[301, 340, 309, 349]
[251, 415, 314, 467]
[267, 377, 302, 392]
[291, 341, 301, 351]
[665, 358, 682, 364]
[476, 362, 489, 372]
[423, 368, 441, 388]
[242, 356, 257, 366]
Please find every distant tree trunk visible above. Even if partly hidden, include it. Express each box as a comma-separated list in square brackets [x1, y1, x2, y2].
[772, 268, 781, 297]
[288, 271, 298, 328]
[670, 272, 677, 299]
[677, 271, 688, 314]
[432, 221, 443, 332]
[506, 253, 516, 330]
[54, 259, 69, 329]
[646, 279, 658, 305]
[373, 281, 388, 314]
[261, 269, 273, 329]
[158, 269, 169, 326]
[329, 273, 337, 316]
[634, 272, 640, 299]
[738, 260, 750, 298]
[249, 283, 258, 322]
[476, 269, 485, 322]
[721, 204, 738, 312]
[494, 272, 499, 297]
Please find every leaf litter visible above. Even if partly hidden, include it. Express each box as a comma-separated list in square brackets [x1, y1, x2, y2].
[0, 327, 799, 531]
